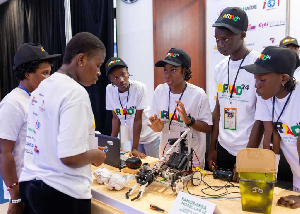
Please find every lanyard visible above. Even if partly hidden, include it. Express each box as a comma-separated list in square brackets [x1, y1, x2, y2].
[272, 91, 293, 125]
[270, 91, 293, 149]
[118, 83, 130, 124]
[168, 83, 187, 131]
[18, 85, 31, 96]
[227, 50, 249, 102]
[59, 67, 73, 79]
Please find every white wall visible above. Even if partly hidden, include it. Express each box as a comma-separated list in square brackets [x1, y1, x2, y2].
[116, 0, 154, 105]
[289, 0, 300, 39]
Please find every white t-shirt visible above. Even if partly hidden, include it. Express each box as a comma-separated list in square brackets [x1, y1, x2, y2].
[19, 72, 96, 199]
[106, 80, 159, 144]
[151, 83, 212, 167]
[214, 50, 260, 156]
[0, 88, 29, 199]
[293, 66, 300, 81]
[255, 83, 300, 190]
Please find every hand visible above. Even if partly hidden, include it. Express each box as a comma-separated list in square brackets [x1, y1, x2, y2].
[175, 100, 190, 124]
[207, 149, 218, 171]
[148, 114, 164, 132]
[92, 149, 106, 167]
[277, 195, 300, 209]
[7, 202, 24, 214]
[130, 149, 147, 159]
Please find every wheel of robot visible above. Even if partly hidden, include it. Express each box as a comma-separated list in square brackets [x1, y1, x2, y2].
[191, 171, 202, 186]
[175, 180, 184, 194]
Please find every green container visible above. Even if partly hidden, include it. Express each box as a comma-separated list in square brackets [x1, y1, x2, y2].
[238, 172, 276, 214]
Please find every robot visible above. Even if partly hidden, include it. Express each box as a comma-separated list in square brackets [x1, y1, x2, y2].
[126, 128, 202, 201]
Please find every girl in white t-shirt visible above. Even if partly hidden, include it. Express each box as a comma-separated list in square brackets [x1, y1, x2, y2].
[243, 46, 300, 207]
[148, 48, 212, 168]
[0, 43, 60, 213]
[105, 57, 160, 158]
[19, 33, 106, 214]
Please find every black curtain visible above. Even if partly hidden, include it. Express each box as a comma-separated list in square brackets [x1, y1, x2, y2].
[0, 0, 65, 99]
[70, 0, 114, 135]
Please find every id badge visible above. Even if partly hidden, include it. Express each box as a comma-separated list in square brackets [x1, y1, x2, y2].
[224, 108, 237, 130]
[120, 125, 130, 143]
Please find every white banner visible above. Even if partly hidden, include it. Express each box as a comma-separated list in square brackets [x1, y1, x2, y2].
[207, 0, 287, 110]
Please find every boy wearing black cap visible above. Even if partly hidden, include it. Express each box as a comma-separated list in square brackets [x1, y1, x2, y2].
[243, 46, 300, 196]
[105, 57, 159, 158]
[279, 36, 300, 81]
[208, 7, 260, 172]
[148, 48, 212, 167]
[0, 43, 60, 213]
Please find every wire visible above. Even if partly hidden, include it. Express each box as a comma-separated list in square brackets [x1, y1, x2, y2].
[186, 173, 240, 199]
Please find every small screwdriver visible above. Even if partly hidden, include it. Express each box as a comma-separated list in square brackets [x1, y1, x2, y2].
[150, 204, 167, 213]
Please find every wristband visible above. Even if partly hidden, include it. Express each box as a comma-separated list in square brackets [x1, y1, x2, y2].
[10, 198, 22, 204]
[186, 116, 195, 127]
[7, 181, 19, 191]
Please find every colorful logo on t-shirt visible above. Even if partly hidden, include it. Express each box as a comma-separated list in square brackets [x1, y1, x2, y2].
[160, 110, 184, 123]
[222, 14, 240, 22]
[114, 106, 136, 116]
[217, 83, 249, 96]
[274, 122, 300, 137]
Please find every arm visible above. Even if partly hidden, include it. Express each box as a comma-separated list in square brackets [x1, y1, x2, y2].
[111, 110, 120, 137]
[175, 100, 212, 133]
[60, 148, 106, 168]
[131, 110, 146, 158]
[207, 97, 220, 171]
[278, 195, 300, 209]
[0, 139, 24, 213]
[247, 120, 264, 148]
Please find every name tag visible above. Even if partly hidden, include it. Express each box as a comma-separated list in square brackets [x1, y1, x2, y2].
[224, 108, 237, 130]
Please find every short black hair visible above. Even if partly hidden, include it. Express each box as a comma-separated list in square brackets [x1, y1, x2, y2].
[181, 67, 192, 81]
[285, 77, 296, 92]
[14, 59, 51, 81]
[63, 32, 106, 64]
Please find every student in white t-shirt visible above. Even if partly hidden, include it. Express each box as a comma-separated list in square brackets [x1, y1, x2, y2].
[208, 7, 261, 172]
[18, 32, 106, 214]
[0, 43, 60, 213]
[279, 36, 300, 81]
[148, 48, 212, 168]
[105, 57, 160, 158]
[242, 46, 300, 206]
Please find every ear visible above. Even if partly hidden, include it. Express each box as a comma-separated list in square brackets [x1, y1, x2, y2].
[77, 53, 85, 67]
[281, 74, 290, 86]
[241, 31, 246, 39]
[25, 72, 30, 79]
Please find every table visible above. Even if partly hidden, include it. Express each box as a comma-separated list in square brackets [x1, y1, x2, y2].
[91, 158, 300, 214]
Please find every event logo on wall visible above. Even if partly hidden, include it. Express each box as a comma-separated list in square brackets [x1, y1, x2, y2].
[241, 5, 257, 11]
[263, 0, 280, 10]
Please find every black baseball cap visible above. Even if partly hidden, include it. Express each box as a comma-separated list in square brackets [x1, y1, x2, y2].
[155, 48, 191, 68]
[13, 43, 61, 70]
[212, 7, 248, 34]
[279, 36, 300, 48]
[242, 46, 300, 77]
[105, 57, 128, 75]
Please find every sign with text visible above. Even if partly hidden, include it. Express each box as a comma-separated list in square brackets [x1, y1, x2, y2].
[169, 191, 217, 214]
